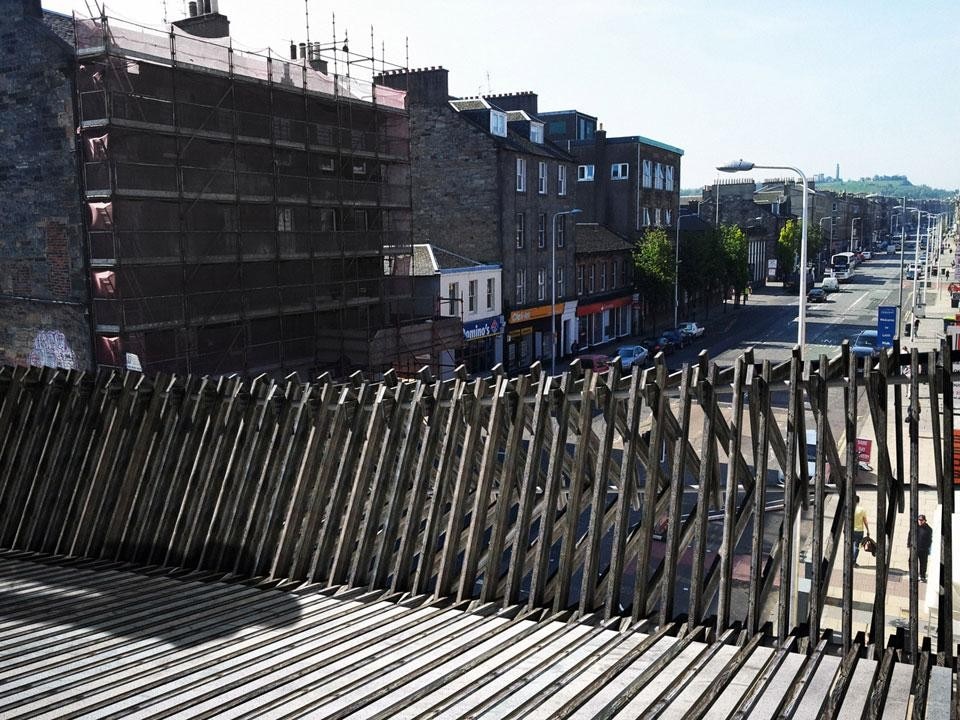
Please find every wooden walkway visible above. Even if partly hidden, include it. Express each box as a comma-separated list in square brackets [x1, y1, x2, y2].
[0, 341, 957, 714]
[0, 551, 951, 719]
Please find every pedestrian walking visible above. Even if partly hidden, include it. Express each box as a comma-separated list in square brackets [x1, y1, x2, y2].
[916, 514, 933, 582]
[853, 495, 870, 566]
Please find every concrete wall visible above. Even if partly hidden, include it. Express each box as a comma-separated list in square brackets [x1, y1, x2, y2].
[0, 6, 92, 369]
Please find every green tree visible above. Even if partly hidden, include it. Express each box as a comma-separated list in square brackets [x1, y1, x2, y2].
[777, 219, 823, 281]
[633, 228, 675, 330]
[679, 226, 724, 318]
[719, 224, 749, 304]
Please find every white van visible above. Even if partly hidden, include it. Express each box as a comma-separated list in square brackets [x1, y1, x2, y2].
[821, 276, 839, 292]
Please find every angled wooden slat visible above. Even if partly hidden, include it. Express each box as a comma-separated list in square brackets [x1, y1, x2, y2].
[579, 361, 622, 615]
[604, 364, 647, 620]
[937, 338, 954, 656]
[502, 368, 550, 606]
[688, 361, 718, 630]
[527, 370, 575, 609]
[908, 347, 921, 662]
[717, 354, 746, 632]
[779, 348, 802, 642]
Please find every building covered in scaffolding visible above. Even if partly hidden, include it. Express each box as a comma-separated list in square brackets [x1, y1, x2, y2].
[2, 0, 460, 378]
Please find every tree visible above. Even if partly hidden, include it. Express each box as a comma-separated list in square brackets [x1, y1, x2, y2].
[632, 228, 675, 330]
[679, 226, 724, 318]
[719, 224, 749, 304]
[777, 218, 823, 280]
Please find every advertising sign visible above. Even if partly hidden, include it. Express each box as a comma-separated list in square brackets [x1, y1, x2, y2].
[855, 438, 872, 463]
[877, 305, 896, 348]
[463, 315, 504, 341]
[767, 259, 778, 280]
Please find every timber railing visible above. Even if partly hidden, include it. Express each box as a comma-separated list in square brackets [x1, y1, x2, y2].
[0, 340, 954, 662]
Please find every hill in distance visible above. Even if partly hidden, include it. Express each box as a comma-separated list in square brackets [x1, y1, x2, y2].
[683, 175, 957, 200]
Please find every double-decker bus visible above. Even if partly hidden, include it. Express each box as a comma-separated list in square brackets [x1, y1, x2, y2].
[830, 252, 857, 281]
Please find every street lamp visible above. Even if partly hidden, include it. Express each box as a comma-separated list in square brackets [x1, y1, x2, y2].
[849, 217, 861, 253]
[718, 159, 810, 348]
[818, 216, 835, 274]
[551, 208, 582, 376]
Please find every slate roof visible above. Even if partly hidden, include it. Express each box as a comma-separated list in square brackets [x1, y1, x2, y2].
[41, 10, 76, 46]
[412, 244, 494, 275]
[447, 99, 573, 162]
[574, 224, 634, 254]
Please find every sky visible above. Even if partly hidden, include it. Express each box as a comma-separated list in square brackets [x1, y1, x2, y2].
[43, 0, 960, 192]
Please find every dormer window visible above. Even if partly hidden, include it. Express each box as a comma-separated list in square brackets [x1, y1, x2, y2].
[490, 110, 507, 137]
[530, 122, 544, 144]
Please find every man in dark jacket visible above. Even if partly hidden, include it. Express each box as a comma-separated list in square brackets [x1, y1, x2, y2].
[916, 514, 933, 582]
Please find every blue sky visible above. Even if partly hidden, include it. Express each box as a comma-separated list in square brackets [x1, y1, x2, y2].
[44, 0, 960, 191]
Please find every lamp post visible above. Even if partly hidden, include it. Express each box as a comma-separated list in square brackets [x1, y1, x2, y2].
[818, 216, 835, 275]
[849, 217, 861, 253]
[551, 208, 581, 376]
[718, 160, 810, 348]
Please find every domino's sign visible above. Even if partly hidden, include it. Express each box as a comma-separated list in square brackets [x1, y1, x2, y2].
[463, 315, 504, 341]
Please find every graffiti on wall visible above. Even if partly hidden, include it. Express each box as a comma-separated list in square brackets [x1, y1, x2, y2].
[27, 330, 77, 370]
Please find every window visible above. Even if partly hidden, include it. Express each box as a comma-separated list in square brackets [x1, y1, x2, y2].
[353, 209, 368, 230]
[530, 122, 544, 143]
[537, 268, 546, 301]
[538, 161, 547, 194]
[486, 277, 495, 309]
[556, 265, 564, 299]
[556, 215, 566, 247]
[577, 265, 584, 295]
[558, 165, 567, 196]
[447, 282, 460, 315]
[642, 159, 652, 188]
[578, 164, 595, 182]
[642, 207, 651, 227]
[655, 162, 664, 190]
[621, 261, 627, 286]
[516, 158, 527, 192]
[468, 279, 477, 312]
[655, 208, 662, 226]
[277, 207, 293, 231]
[665, 165, 675, 191]
[538, 213, 546, 248]
[612, 260, 619, 289]
[515, 213, 525, 248]
[611, 162, 629, 180]
[665, 209, 672, 225]
[353, 161, 367, 176]
[588, 264, 595, 293]
[318, 208, 336, 231]
[516, 269, 526, 304]
[490, 110, 507, 137]
[599, 263, 607, 291]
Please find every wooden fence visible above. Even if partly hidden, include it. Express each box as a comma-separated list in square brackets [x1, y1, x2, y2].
[0, 340, 954, 661]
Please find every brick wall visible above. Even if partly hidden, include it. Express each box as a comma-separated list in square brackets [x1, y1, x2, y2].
[0, 8, 91, 369]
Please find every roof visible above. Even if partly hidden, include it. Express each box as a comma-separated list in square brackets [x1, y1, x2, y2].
[570, 134, 684, 156]
[412, 244, 496, 274]
[574, 223, 634, 254]
[448, 102, 573, 162]
[537, 109, 599, 121]
[41, 10, 75, 45]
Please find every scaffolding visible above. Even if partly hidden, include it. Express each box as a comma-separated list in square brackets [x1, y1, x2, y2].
[74, 13, 441, 377]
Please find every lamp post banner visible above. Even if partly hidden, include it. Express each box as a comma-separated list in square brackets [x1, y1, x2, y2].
[877, 305, 896, 348]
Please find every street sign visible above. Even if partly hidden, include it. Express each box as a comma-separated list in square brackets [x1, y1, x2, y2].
[877, 305, 896, 348]
[855, 438, 872, 463]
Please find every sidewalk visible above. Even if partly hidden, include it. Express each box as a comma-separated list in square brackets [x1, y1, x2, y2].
[816, 228, 960, 649]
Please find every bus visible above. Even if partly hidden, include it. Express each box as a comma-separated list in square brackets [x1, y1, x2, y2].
[830, 252, 857, 281]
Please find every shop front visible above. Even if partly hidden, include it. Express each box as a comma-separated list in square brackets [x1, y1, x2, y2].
[576, 295, 631, 349]
[458, 314, 504, 375]
[506, 303, 567, 373]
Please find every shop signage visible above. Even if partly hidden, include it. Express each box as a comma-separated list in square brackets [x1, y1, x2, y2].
[576, 295, 632, 317]
[463, 315, 504, 341]
[508, 303, 565, 325]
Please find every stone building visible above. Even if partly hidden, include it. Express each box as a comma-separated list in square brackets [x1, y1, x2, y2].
[0, 1, 91, 370]
[376, 70, 579, 373]
[573, 224, 634, 349]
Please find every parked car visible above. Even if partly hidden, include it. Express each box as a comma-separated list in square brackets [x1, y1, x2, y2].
[641, 336, 675, 356]
[851, 330, 880, 359]
[807, 287, 827, 303]
[778, 429, 832, 487]
[678, 321, 705, 338]
[821, 276, 840, 292]
[617, 345, 649, 370]
[862, 251, 872, 260]
[662, 329, 686, 349]
[575, 354, 610, 373]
